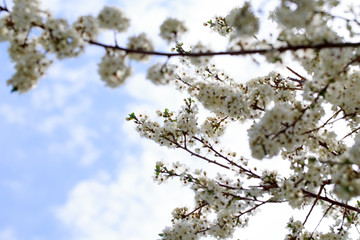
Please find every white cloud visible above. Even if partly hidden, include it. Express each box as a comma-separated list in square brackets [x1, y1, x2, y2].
[0, 104, 26, 125]
[1, 180, 24, 196]
[36, 96, 101, 166]
[0, 228, 17, 240]
[38, 97, 91, 134]
[124, 73, 185, 108]
[48, 124, 101, 166]
[31, 61, 99, 111]
[55, 142, 194, 240]
[41, 0, 107, 21]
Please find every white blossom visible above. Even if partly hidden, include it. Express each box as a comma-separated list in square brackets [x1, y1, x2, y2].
[73, 15, 100, 41]
[41, 18, 85, 59]
[226, 2, 259, 37]
[97, 6, 130, 32]
[272, 0, 316, 29]
[10, 0, 43, 33]
[98, 50, 132, 88]
[7, 42, 52, 93]
[146, 63, 176, 85]
[0, 17, 13, 42]
[126, 33, 154, 62]
[189, 42, 212, 66]
[159, 18, 187, 43]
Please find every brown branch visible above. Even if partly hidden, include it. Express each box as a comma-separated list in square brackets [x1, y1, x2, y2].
[175, 76, 198, 89]
[183, 203, 208, 218]
[235, 201, 267, 219]
[303, 185, 325, 225]
[342, 126, 360, 140]
[165, 137, 231, 170]
[271, 83, 330, 140]
[286, 66, 307, 82]
[302, 189, 360, 213]
[87, 40, 360, 58]
[309, 203, 334, 239]
[193, 136, 261, 179]
[301, 109, 341, 135]
[318, 140, 340, 156]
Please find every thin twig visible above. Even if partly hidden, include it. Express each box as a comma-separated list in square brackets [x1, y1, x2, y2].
[309, 204, 334, 239]
[303, 185, 325, 225]
[183, 203, 208, 218]
[286, 66, 307, 82]
[342, 126, 360, 140]
[165, 137, 231, 170]
[301, 109, 341, 135]
[193, 136, 261, 178]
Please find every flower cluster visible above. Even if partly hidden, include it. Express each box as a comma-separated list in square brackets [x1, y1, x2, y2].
[272, 0, 316, 29]
[0, 17, 11, 42]
[195, 81, 249, 119]
[130, 99, 199, 149]
[159, 17, 187, 43]
[146, 63, 177, 85]
[97, 6, 130, 32]
[204, 16, 232, 36]
[126, 33, 154, 62]
[41, 18, 85, 59]
[73, 15, 99, 41]
[225, 2, 259, 38]
[189, 42, 212, 66]
[10, 0, 43, 33]
[98, 50, 132, 87]
[200, 116, 227, 139]
[7, 41, 52, 93]
[248, 103, 301, 159]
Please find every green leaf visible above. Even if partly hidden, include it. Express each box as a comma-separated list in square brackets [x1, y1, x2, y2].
[163, 108, 170, 117]
[128, 112, 136, 120]
[155, 165, 160, 176]
[346, 215, 352, 223]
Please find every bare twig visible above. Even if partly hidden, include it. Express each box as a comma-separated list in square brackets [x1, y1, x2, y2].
[303, 185, 325, 225]
[342, 126, 360, 140]
[301, 109, 341, 135]
[286, 66, 307, 82]
[183, 203, 208, 218]
[193, 136, 261, 179]
[309, 204, 334, 239]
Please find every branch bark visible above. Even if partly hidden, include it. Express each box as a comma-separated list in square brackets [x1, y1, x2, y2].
[87, 40, 360, 58]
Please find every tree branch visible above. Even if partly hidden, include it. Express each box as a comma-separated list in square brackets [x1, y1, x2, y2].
[303, 185, 325, 225]
[302, 189, 360, 213]
[87, 40, 360, 58]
